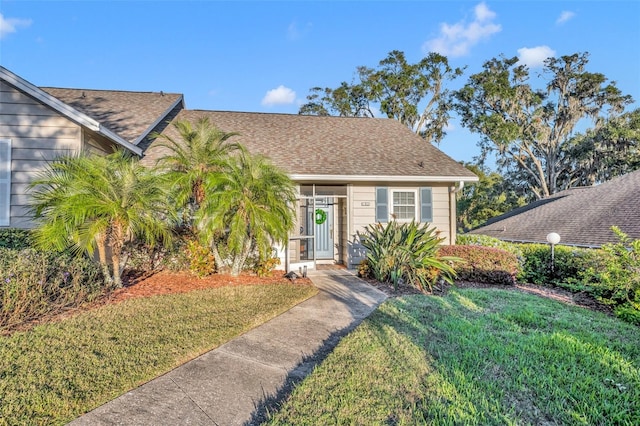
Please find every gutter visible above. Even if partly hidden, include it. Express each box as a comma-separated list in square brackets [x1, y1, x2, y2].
[289, 174, 479, 183]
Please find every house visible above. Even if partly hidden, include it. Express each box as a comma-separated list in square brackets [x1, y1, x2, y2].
[0, 66, 478, 269]
[0, 66, 183, 228]
[468, 169, 640, 247]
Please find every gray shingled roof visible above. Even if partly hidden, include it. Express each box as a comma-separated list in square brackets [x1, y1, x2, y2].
[142, 110, 478, 180]
[468, 169, 640, 247]
[41, 87, 183, 145]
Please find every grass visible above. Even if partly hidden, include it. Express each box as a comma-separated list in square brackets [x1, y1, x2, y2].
[0, 283, 317, 425]
[265, 288, 640, 425]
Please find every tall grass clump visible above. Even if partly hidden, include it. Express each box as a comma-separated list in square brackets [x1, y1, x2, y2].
[359, 221, 457, 292]
[0, 247, 105, 332]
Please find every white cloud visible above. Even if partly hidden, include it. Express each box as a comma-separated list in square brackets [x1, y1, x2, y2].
[287, 20, 312, 41]
[423, 2, 501, 57]
[556, 11, 575, 25]
[517, 46, 556, 68]
[0, 13, 32, 39]
[262, 85, 296, 106]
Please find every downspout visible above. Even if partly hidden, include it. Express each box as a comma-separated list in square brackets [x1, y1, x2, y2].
[449, 181, 464, 245]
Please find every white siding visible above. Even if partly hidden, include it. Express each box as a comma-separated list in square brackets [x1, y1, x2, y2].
[0, 81, 82, 228]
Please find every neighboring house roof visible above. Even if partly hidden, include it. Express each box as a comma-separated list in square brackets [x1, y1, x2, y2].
[0, 66, 146, 155]
[41, 87, 184, 147]
[468, 169, 640, 247]
[142, 110, 478, 182]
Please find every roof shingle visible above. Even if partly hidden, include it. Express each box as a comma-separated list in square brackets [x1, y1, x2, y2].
[41, 87, 183, 144]
[469, 169, 640, 247]
[142, 110, 477, 180]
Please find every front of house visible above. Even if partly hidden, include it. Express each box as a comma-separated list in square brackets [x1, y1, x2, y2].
[0, 66, 478, 270]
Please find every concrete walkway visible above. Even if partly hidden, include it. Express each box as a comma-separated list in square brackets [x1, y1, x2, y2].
[69, 269, 387, 426]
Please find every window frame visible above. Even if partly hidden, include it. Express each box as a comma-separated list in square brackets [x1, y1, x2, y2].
[390, 188, 418, 222]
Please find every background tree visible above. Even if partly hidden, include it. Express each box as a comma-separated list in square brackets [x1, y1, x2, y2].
[563, 108, 640, 186]
[197, 152, 296, 276]
[454, 52, 633, 199]
[298, 83, 374, 117]
[456, 163, 527, 231]
[359, 50, 463, 144]
[299, 50, 462, 144]
[29, 150, 174, 287]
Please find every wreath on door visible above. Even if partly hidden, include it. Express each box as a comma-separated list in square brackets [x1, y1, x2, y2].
[315, 208, 327, 225]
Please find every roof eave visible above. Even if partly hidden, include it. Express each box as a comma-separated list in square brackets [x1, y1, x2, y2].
[289, 174, 479, 183]
[0, 66, 142, 156]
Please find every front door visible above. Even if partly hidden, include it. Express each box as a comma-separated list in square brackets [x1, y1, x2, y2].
[310, 200, 334, 259]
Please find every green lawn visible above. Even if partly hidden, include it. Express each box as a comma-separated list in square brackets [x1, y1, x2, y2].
[266, 288, 640, 425]
[0, 283, 317, 425]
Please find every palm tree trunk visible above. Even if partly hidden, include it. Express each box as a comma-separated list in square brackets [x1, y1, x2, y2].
[210, 243, 226, 274]
[231, 238, 253, 277]
[112, 251, 123, 288]
[95, 233, 113, 285]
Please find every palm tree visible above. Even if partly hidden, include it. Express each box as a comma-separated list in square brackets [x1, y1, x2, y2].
[29, 150, 174, 287]
[154, 117, 243, 216]
[198, 152, 296, 276]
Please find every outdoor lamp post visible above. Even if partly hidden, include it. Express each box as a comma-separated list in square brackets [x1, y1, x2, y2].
[546, 232, 561, 276]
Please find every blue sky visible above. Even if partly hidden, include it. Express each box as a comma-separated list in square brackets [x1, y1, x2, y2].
[1, 1, 639, 165]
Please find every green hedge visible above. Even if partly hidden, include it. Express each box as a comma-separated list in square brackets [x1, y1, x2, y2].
[439, 245, 519, 285]
[516, 243, 607, 290]
[459, 232, 640, 326]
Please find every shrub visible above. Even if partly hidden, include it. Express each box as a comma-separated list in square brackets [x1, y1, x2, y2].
[517, 244, 606, 288]
[253, 255, 281, 277]
[584, 227, 640, 323]
[123, 233, 191, 275]
[359, 221, 457, 293]
[439, 245, 519, 285]
[457, 234, 521, 255]
[0, 228, 33, 250]
[185, 239, 216, 277]
[0, 247, 106, 331]
[356, 259, 371, 279]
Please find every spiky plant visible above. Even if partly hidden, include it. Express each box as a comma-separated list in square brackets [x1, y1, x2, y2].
[360, 220, 458, 292]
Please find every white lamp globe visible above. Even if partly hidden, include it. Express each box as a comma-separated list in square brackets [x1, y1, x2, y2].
[546, 232, 561, 245]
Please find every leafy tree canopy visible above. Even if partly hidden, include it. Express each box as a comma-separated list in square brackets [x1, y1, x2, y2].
[299, 50, 463, 145]
[454, 52, 634, 199]
[456, 163, 527, 232]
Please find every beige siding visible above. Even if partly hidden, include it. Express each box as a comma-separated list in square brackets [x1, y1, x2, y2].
[347, 183, 453, 268]
[83, 130, 117, 156]
[0, 81, 82, 228]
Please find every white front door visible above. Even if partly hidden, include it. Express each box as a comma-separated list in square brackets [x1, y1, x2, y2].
[310, 201, 334, 259]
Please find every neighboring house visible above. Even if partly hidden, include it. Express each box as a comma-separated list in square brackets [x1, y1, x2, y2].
[0, 66, 478, 269]
[468, 169, 640, 248]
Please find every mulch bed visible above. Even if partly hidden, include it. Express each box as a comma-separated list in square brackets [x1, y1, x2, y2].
[106, 270, 313, 303]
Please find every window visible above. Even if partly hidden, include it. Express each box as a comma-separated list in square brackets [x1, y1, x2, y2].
[0, 139, 11, 226]
[392, 190, 417, 221]
[376, 187, 433, 223]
